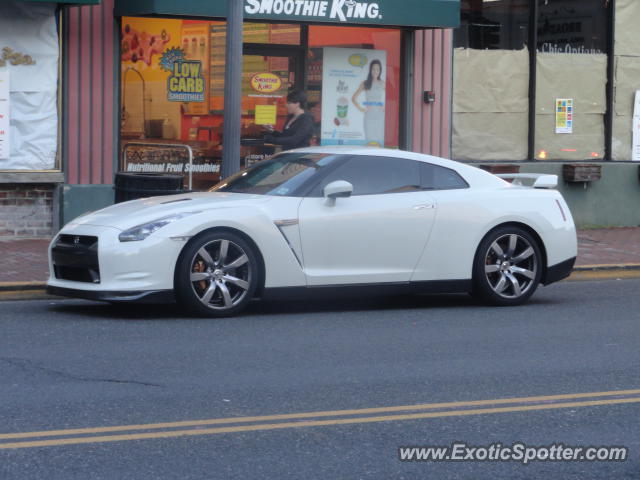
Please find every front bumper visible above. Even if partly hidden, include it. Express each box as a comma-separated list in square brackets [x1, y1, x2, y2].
[46, 286, 174, 304]
[47, 223, 186, 297]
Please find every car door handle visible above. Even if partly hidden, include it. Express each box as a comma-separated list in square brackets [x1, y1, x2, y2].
[412, 204, 435, 210]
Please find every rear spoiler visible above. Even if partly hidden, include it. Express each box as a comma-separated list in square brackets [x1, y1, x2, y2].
[496, 173, 558, 189]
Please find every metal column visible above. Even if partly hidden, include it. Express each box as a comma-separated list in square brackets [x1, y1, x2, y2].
[221, 0, 243, 178]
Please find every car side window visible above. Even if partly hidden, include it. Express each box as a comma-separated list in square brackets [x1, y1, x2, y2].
[310, 156, 422, 197]
[421, 163, 469, 190]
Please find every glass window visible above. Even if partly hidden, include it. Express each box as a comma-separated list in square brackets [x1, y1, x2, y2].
[421, 164, 469, 190]
[308, 26, 402, 148]
[537, 0, 607, 54]
[455, 0, 530, 50]
[243, 23, 301, 45]
[534, 0, 609, 160]
[211, 153, 339, 196]
[312, 156, 422, 196]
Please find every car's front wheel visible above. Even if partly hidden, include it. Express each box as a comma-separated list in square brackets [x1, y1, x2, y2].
[472, 226, 542, 306]
[175, 231, 259, 317]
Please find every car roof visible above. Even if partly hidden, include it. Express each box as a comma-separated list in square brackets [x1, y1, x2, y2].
[286, 146, 507, 188]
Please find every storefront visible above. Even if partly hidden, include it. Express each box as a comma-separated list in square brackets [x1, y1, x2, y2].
[448, 0, 640, 227]
[452, 0, 611, 162]
[0, 0, 98, 237]
[114, 0, 460, 190]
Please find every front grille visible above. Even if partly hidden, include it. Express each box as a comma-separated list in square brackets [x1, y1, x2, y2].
[52, 235, 100, 283]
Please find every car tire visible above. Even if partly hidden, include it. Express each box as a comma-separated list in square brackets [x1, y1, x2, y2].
[175, 230, 259, 317]
[472, 226, 543, 306]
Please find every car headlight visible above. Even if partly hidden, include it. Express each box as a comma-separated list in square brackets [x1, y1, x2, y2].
[118, 212, 201, 242]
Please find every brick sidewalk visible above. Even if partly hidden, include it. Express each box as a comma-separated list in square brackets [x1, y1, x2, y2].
[1, 228, 640, 284]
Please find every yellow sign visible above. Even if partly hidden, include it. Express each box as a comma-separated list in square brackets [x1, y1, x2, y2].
[250, 73, 282, 94]
[168, 61, 205, 102]
[255, 104, 277, 125]
[348, 53, 367, 68]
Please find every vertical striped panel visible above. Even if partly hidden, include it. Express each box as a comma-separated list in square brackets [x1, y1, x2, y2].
[412, 29, 453, 158]
[64, 0, 116, 185]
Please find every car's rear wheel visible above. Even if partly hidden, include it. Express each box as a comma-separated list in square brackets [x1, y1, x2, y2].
[175, 231, 259, 317]
[472, 226, 542, 306]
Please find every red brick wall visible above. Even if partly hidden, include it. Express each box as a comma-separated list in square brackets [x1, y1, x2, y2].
[0, 185, 54, 237]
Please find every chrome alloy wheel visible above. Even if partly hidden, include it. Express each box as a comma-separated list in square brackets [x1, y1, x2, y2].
[483, 233, 538, 299]
[189, 239, 251, 310]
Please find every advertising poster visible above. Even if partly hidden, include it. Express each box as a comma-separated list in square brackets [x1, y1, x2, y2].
[632, 91, 640, 162]
[555, 98, 573, 134]
[0, 69, 9, 160]
[321, 47, 386, 147]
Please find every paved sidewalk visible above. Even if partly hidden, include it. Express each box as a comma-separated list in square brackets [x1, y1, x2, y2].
[1, 228, 640, 286]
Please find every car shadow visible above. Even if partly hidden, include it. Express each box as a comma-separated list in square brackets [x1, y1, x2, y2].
[48, 292, 559, 321]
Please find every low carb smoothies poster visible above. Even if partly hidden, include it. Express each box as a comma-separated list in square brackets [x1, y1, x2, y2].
[320, 47, 386, 147]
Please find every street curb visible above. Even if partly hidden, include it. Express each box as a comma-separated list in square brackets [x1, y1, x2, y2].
[573, 263, 640, 271]
[0, 281, 47, 292]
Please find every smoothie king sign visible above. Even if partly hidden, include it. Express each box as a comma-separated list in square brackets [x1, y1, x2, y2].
[244, 0, 383, 22]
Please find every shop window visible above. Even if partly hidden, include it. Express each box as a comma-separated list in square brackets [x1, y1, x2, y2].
[0, 2, 60, 170]
[537, 0, 607, 54]
[534, 0, 609, 161]
[120, 18, 303, 190]
[243, 23, 300, 45]
[119, 18, 405, 191]
[452, 1, 531, 161]
[455, 0, 530, 50]
[308, 26, 401, 149]
[613, 0, 640, 160]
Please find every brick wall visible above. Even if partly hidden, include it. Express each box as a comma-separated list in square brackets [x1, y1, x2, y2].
[0, 184, 54, 238]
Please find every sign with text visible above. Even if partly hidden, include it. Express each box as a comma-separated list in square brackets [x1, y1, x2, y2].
[116, 0, 461, 29]
[555, 98, 573, 134]
[0, 69, 9, 159]
[167, 60, 205, 102]
[255, 104, 277, 125]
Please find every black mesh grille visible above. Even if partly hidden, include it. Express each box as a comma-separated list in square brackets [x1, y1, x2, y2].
[52, 235, 100, 283]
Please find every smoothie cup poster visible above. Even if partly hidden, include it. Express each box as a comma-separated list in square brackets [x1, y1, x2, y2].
[320, 47, 386, 147]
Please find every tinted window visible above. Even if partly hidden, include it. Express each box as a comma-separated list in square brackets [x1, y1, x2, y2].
[537, 0, 608, 54]
[211, 153, 340, 196]
[311, 156, 422, 197]
[454, 0, 530, 50]
[421, 163, 469, 190]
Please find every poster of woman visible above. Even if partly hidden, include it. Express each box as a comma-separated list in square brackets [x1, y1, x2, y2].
[351, 59, 385, 147]
[320, 47, 386, 147]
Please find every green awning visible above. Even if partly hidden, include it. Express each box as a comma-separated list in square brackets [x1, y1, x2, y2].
[115, 0, 460, 28]
[19, 0, 100, 4]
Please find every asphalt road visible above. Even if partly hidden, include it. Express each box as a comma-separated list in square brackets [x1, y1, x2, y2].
[1, 279, 640, 479]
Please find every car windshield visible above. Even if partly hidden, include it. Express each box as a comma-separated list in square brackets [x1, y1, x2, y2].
[210, 153, 340, 196]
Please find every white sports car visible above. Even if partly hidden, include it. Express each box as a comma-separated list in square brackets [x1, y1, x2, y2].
[47, 147, 577, 316]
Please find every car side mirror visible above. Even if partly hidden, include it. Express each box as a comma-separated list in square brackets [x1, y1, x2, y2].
[323, 180, 353, 206]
